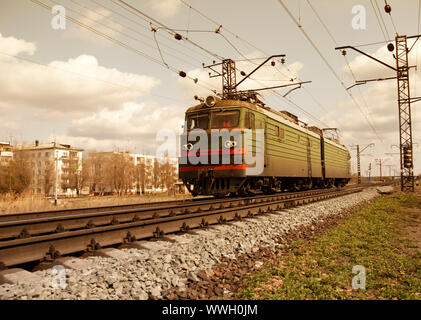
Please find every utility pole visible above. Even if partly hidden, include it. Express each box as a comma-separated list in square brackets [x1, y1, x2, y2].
[384, 164, 395, 178]
[375, 158, 388, 181]
[356, 145, 361, 184]
[368, 163, 372, 181]
[350, 143, 374, 184]
[335, 19, 420, 191]
[54, 150, 58, 206]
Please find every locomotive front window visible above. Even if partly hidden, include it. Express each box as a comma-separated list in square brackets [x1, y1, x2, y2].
[187, 113, 209, 130]
[211, 111, 240, 128]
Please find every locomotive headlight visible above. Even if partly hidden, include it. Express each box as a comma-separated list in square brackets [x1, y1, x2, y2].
[183, 143, 193, 150]
[204, 95, 220, 107]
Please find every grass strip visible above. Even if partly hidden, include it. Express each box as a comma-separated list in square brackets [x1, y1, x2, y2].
[236, 193, 421, 300]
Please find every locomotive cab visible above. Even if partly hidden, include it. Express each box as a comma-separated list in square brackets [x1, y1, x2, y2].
[179, 100, 250, 196]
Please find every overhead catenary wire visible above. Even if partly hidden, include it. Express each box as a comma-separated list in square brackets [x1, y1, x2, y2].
[383, 0, 399, 35]
[0, 51, 184, 104]
[88, 0, 212, 62]
[114, 0, 225, 61]
[54, 0, 202, 68]
[306, 0, 375, 125]
[373, 0, 392, 40]
[177, 0, 339, 126]
[30, 0, 219, 94]
[77, 0, 208, 65]
[177, 0, 292, 78]
[278, 0, 388, 149]
[37, 0, 343, 131]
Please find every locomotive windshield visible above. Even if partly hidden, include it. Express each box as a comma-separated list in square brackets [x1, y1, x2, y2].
[187, 113, 209, 130]
[211, 110, 240, 128]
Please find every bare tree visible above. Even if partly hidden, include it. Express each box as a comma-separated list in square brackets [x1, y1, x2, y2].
[42, 160, 55, 196]
[0, 151, 33, 194]
[160, 157, 177, 193]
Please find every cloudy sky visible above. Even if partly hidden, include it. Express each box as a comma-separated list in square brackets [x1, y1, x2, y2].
[0, 0, 420, 176]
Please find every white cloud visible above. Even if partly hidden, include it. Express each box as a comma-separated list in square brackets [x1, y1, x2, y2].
[147, 0, 182, 18]
[0, 32, 36, 56]
[58, 101, 186, 153]
[0, 33, 185, 155]
[0, 34, 160, 119]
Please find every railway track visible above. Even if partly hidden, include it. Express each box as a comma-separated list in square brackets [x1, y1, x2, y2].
[0, 181, 383, 223]
[0, 196, 213, 223]
[0, 187, 364, 269]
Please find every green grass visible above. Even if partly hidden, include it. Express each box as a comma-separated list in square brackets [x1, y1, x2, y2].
[236, 193, 421, 300]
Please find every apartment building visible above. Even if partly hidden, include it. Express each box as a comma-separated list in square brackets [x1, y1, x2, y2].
[16, 141, 83, 196]
[0, 142, 13, 166]
[88, 151, 178, 194]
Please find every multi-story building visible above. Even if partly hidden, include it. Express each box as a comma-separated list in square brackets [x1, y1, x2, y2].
[88, 151, 178, 194]
[131, 153, 178, 192]
[0, 142, 13, 166]
[16, 141, 83, 196]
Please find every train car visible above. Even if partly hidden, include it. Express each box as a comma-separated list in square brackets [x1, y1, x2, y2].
[179, 96, 351, 196]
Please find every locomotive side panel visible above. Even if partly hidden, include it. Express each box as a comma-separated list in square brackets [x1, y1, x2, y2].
[324, 142, 351, 178]
[260, 116, 322, 178]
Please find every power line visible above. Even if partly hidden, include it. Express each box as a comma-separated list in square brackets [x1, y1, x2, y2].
[114, 0, 224, 61]
[80, 0, 207, 65]
[278, 0, 387, 148]
[177, 0, 340, 128]
[373, 0, 392, 40]
[0, 51, 183, 103]
[88, 0, 213, 61]
[54, 0, 202, 68]
[383, 0, 399, 35]
[306, 0, 375, 127]
[30, 0, 218, 94]
[178, 0, 292, 78]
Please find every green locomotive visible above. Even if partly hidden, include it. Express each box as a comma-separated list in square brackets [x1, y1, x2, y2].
[179, 96, 351, 196]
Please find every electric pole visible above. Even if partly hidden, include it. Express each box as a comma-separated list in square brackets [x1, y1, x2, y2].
[368, 163, 372, 181]
[350, 143, 374, 184]
[54, 150, 58, 206]
[335, 13, 420, 191]
[384, 164, 395, 178]
[375, 158, 388, 181]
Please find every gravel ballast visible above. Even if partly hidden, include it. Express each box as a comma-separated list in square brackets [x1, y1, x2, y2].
[0, 188, 378, 300]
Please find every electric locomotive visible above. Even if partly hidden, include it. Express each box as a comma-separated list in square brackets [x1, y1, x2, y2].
[179, 95, 351, 197]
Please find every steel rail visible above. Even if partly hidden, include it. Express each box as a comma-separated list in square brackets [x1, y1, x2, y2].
[0, 182, 386, 223]
[0, 197, 212, 223]
[0, 188, 362, 268]
[0, 189, 340, 241]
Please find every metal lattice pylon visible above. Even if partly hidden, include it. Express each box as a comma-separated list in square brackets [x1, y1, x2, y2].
[395, 35, 415, 192]
[222, 59, 237, 99]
